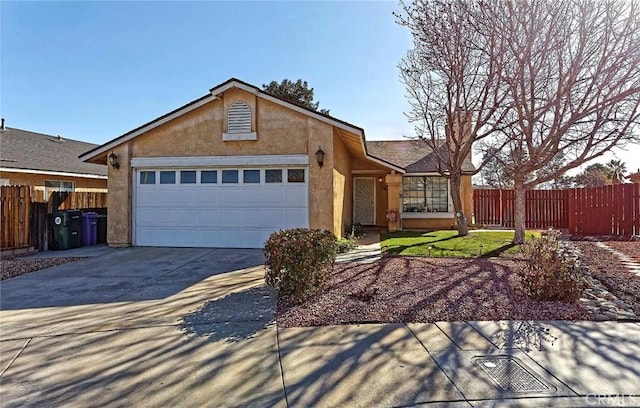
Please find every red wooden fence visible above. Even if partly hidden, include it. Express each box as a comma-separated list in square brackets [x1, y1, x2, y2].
[474, 184, 640, 236]
[568, 184, 639, 236]
[473, 188, 568, 229]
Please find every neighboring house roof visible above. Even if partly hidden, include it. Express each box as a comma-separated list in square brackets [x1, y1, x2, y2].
[627, 171, 640, 183]
[0, 127, 107, 178]
[366, 140, 476, 173]
[78, 78, 405, 173]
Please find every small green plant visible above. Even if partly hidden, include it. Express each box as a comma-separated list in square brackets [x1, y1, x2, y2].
[345, 222, 365, 239]
[337, 237, 358, 254]
[264, 228, 337, 303]
[517, 229, 587, 303]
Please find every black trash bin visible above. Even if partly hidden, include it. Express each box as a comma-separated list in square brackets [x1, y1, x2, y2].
[51, 210, 82, 250]
[96, 215, 107, 244]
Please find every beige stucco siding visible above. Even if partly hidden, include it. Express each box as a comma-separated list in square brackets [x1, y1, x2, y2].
[104, 87, 348, 246]
[0, 171, 107, 194]
[351, 157, 389, 172]
[375, 178, 388, 227]
[332, 129, 352, 238]
[307, 118, 334, 234]
[107, 143, 131, 247]
[131, 96, 310, 158]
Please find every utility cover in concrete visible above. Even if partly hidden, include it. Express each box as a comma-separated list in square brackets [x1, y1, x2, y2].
[472, 355, 555, 393]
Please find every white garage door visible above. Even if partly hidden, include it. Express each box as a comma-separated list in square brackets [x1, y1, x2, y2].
[134, 167, 308, 248]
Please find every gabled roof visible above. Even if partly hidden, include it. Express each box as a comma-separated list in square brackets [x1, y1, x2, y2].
[366, 140, 476, 173]
[0, 127, 107, 178]
[79, 78, 404, 172]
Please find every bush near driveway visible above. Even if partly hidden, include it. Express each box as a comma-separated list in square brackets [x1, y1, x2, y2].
[518, 229, 587, 303]
[264, 228, 337, 304]
[382, 230, 540, 258]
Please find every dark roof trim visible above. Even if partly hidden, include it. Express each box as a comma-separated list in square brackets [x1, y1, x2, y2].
[80, 78, 376, 163]
[79, 93, 215, 161]
[366, 154, 407, 173]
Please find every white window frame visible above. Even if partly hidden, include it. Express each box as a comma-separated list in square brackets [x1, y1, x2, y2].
[44, 180, 75, 198]
[401, 174, 453, 218]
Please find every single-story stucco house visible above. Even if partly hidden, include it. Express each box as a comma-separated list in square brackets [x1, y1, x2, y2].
[80, 78, 474, 248]
[0, 121, 107, 199]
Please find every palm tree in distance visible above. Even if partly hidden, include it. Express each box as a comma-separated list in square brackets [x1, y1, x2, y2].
[605, 159, 627, 184]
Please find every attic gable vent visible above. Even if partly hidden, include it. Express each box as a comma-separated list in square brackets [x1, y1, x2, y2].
[228, 102, 251, 133]
[223, 102, 257, 141]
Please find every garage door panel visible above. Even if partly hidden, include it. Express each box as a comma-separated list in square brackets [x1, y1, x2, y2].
[195, 229, 223, 247]
[263, 209, 286, 227]
[197, 210, 219, 225]
[286, 188, 307, 203]
[135, 167, 309, 248]
[242, 230, 270, 248]
[286, 209, 308, 228]
[136, 209, 180, 226]
[263, 189, 287, 205]
[136, 189, 168, 206]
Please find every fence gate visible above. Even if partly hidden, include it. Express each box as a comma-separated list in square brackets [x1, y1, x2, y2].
[1, 186, 31, 249]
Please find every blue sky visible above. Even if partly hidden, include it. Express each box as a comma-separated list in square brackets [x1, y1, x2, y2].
[1, 1, 637, 170]
[1, 1, 413, 144]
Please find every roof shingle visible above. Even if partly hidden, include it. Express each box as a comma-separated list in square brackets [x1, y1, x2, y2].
[0, 127, 107, 176]
[366, 140, 476, 173]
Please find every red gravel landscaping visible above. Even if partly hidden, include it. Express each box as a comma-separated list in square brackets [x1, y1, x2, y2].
[277, 256, 589, 328]
[572, 240, 640, 316]
[1, 257, 86, 280]
[604, 240, 640, 263]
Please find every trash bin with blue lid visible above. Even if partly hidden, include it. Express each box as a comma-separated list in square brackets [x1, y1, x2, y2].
[81, 212, 98, 246]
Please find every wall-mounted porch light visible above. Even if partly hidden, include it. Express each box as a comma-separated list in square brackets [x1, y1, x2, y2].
[378, 176, 387, 191]
[108, 152, 120, 169]
[316, 147, 325, 167]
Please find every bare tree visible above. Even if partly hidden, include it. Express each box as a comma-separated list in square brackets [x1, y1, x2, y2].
[396, 0, 512, 236]
[477, 0, 640, 243]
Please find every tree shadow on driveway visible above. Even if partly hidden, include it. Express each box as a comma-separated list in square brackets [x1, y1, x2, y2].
[180, 285, 277, 343]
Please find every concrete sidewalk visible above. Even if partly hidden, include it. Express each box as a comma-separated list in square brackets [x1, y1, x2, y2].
[336, 230, 382, 263]
[2, 248, 639, 407]
[278, 321, 640, 407]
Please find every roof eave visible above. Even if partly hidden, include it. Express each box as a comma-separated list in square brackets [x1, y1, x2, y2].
[0, 167, 107, 179]
[81, 78, 371, 163]
[79, 93, 218, 162]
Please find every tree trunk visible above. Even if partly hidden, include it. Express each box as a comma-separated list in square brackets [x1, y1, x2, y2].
[512, 180, 527, 244]
[450, 175, 469, 236]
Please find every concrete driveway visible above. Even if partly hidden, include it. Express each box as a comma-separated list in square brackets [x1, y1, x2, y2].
[2, 247, 640, 407]
[0, 247, 285, 407]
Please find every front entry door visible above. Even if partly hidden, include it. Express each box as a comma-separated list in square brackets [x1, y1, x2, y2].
[354, 177, 376, 225]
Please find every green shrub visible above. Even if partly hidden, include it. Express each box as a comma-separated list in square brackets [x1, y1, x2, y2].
[337, 237, 358, 254]
[263, 228, 337, 303]
[517, 229, 587, 303]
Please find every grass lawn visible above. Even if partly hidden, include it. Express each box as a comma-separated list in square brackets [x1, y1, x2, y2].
[381, 230, 541, 258]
